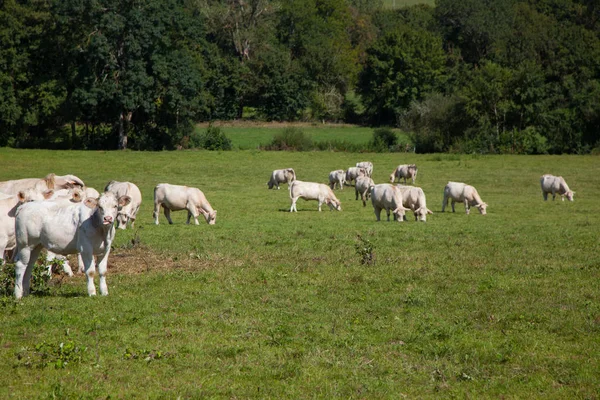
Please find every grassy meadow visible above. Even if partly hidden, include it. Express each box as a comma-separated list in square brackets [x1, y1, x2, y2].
[0, 145, 599, 398]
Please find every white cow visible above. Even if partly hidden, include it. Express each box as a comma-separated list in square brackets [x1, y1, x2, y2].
[370, 184, 409, 222]
[355, 176, 375, 207]
[390, 164, 418, 184]
[328, 170, 346, 190]
[540, 174, 574, 201]
[13, 192, 131, 298]
[267, 168, 296, 190]
[153, 184, 217, 225]
[442, 182, 488, 215]
[395, 185, 433, 222]
[345, 167, 366, 186]
[0, 173, 85, 196]
[104, 181, 142, 229]
[356, 162, 373, 177]
[289, 181, 341, 212]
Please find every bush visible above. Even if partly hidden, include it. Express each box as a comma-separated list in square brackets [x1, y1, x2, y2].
[371, 128, 398, 152]
[197, 125, 232, 151]
[264, 128, 313, 151]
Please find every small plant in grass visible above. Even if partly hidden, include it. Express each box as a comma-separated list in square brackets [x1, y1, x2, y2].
[16, 340, 87, 369]
[0, 256, 52, 297]
[355, 235, 375, 266]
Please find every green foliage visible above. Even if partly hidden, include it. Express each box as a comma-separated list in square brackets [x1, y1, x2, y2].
[16, 340, 87, 369]
[371, 127, 398, 151]
[265, 127, 313, 151]
[355, 235, 375, 266]
[0, 257, 51, 297]
[192, 125, 233, 151]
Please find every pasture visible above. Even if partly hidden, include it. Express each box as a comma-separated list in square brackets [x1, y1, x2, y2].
[0, 147, 599, 398]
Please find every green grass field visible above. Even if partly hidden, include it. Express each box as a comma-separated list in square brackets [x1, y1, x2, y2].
[0, 147, 599, 398]
[383, 0, 435, 8]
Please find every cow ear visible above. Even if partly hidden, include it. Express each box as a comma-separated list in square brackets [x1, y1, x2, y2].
[17, 191, 26, 202]
[118, 195, 131, 207]
[71, 191, 82, 202]
[427, 208, 434, 215]
[84, 197, 98, 209]
[43, 189, 54, 199]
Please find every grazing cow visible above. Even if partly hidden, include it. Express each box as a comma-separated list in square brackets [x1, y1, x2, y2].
[153, 184, 217, 225]
[345, 167, 366, 186]
[13, 192, 131, 298]
[370, 184, 409, 222]
[267, 168, 296, 190]
[328, 170, 346, 190]
[0, 174, 85, 196]
[540, 174, 574, 201]
[104, 181, 142, 229]
[355, 176, 375, 207]
[356, 162, 373, 177]
[289, 181, 341, 212]
[390, 164, 418, 184]
[396, 185, 433, 222]
[442, 182, 487, 215]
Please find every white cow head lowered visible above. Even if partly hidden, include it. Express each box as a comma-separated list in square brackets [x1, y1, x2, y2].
[392, 204, 409, 222]
[200, 208, 217, 225]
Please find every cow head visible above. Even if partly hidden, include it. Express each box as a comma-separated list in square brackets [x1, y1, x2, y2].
[87, 193, 131, 227]
[199, 208, 217, 225]
[415, 206, 433, 222]
[327, 198, 342, 211]
[389, 173, 395, 183]
[476, 202, 488, 215]
[392, 204, 409, 222]
[565, 191, 574, 201]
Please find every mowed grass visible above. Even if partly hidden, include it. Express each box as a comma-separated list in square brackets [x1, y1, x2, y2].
[0, 147, 599, 398]
[195, 124, 408, 149]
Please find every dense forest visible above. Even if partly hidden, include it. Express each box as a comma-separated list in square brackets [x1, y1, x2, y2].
[1, 0, 599, 153]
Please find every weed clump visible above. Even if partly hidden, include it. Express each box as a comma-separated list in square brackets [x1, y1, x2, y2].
[355, 235, 375, 266]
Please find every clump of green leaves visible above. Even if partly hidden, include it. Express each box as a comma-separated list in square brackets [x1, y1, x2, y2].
[193, 125, 233, 151]
[16, 340, 87, 369]
[355, 235, 375, 266]
[371, 128, 398, 152]
[0, 256, 53, 297]
[266, 127, 313, 151]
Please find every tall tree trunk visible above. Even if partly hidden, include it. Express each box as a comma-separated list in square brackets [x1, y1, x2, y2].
[118, 111, 128, 150]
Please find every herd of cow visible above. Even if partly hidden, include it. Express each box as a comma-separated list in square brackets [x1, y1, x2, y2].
[0, 175, 217, 299]
[269, 161, 575, 221]
[0, 162, 574, 299]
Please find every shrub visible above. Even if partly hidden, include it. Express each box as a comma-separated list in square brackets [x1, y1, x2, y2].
[371, 127, 398, 152]
[197, 125, 232, 151]
[0, 256, 52, 297]
[265, 127, 313, 151]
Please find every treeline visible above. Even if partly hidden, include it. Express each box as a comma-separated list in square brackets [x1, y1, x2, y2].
[1, 0, 599, 153]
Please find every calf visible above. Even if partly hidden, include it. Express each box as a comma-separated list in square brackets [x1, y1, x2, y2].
[442, 182, 487, 215]
[540, 174, 574, 201]
[370, 184, 409, 222]
[328, 170, 346, 190]
[104, 181, 143, 229]
[355, 176, 375, 207]
[154, 183, 217, 225]
[289, 181, 341, 212]
[396, 185, 433, 222]
[267, 168, 296, 190]
[13, 192, 131, 298]
[390, 164, 418, 184]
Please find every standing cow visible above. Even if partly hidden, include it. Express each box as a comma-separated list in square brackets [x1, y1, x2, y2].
[289, 181, 341, 212]
[154, 183, 217, 225]
[328, 170, 346, 190]
[355, 176, 375, 207]
[395, 185, 433, 222]
[13, 192, 131, 298]
[370, 184, 409, 222]
[540, 174, 574, 201]
[356, 162, 373, 177]
[442, 182, 487, 215]
[104, 181, 142, 229]
[267, 168, 296, 190]
[345, 167, 366, 186]
[390, 164, 418, 184]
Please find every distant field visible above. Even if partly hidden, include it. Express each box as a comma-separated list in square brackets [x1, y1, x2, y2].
[195, 123, 408, 150]
[0, 148, 599, 398]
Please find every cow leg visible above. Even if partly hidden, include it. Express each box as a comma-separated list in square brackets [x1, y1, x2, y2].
[451, 200, 456, 213]
[153, 201, 161, 225]
[96, 251, 111, 296]
[290, 197, 299, 212]
[386, 208, 391, 221]
[81, 251, 97, 296]
[186, 203, 199, 225]
[318, 198, 323, 212]
[163, 207, 174, 224]
[441, 195, 447, 212]
[542, 192, 548, 201]
[78, 253, 85, 274]
[15, 245, 42, 299]
[355, 188, 359, 201]
[464, 200, 470, 215]
[374, 207, 381, 221]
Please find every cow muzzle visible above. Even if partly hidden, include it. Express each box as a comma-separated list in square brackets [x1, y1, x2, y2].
[103, 216, 114, 225]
